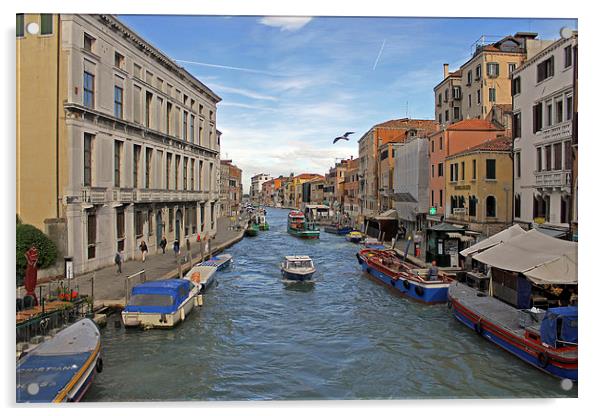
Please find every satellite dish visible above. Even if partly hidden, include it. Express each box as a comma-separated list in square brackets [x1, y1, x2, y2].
[560, 27, 573, 39]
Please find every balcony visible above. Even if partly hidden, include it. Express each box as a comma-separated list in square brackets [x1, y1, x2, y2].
[112, 188, 134, 203]
[81, 187, 107, 204]
[539, 121, 572, 143]
[534, 170, 571, 189]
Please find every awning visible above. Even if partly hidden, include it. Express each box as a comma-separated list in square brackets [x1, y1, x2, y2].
[447, 232, 463, 239]
[373, 209, 398, 221]
[472, 229, 577, 285]
[460, 224, 526, 257]
[536, 226, 569, 238]
[524, 254, 578, 285]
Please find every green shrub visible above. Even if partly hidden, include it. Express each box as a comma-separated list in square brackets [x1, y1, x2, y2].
[16, 224, 58, 286]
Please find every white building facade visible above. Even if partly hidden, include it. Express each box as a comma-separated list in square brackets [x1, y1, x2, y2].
[512, 34, 577, 233]
[61, 15, 221, 273]
[250, 173, 271, 204]
[392, 138, 430, 237]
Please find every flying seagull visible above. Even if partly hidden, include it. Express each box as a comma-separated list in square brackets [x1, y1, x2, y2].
[333, 132, 355, 144]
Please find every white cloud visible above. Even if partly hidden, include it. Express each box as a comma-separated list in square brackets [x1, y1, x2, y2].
[207, 83, 278, 101]
[259, 17, 313, 32]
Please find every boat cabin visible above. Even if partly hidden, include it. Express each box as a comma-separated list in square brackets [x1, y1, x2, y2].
[283, 256, 314, 270]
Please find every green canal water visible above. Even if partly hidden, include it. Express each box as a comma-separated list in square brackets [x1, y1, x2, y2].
[85, 208, 576, 401]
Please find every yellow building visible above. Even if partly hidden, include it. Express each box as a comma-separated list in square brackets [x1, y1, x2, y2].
[444, 137, 513, 237]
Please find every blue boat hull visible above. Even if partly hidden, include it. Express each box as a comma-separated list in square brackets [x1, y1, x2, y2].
[450, 299, 578, 381]
[359, 260, 449, 304]
[282, 270, 315, 282]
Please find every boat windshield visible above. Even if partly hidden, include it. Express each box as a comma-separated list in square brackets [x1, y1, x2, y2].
[129, 294, 174, 307]
[290, 260, 313, 268]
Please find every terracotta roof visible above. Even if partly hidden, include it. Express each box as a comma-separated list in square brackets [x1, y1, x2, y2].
[296, 173, 323, 180]
[450, 136, 512, 157]
[449, 69, 463, 77]
[446, 119, 505, 131]
[373, 118, 437, 130]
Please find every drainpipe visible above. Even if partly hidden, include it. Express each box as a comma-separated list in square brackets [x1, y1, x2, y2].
[55, 14, 61, 219]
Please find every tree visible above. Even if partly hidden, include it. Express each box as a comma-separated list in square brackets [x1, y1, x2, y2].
[16, 224, 58, 286]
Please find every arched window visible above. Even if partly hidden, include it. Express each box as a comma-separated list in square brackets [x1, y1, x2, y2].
[514, 194, 521, 218]
[486, 196, 496, 217]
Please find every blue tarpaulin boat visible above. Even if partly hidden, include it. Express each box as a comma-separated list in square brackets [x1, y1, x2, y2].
[122, 279, 200, 329]
[16, 318, 102, 403]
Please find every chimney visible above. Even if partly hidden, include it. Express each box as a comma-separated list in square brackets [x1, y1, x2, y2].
[443, 63, 449, 78]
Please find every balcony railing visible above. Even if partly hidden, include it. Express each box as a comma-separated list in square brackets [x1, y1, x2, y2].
[535, 170, 571, 188]
[81, 187, 107, 204]
[540, 121, 572, 143]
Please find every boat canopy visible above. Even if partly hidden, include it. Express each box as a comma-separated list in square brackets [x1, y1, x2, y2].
[124, 280, 193, 314]
[472, 229, 577, 285]
[460, 224, 527, 257]
[540, 306, 578, 346]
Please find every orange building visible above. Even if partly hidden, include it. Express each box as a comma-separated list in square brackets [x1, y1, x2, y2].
[427, 119, 505, 224]
[358, 118, 437, 221]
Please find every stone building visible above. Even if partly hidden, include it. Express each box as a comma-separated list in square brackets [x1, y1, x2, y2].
[17, 14, 221, 274]
[512, 33, 577, 237]
[219, 160, 242, 218]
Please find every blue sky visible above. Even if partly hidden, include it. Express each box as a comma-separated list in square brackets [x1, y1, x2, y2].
[118, 15, 577, 192]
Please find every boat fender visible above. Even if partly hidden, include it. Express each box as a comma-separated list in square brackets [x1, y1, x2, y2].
[160, 314, 167, 324]
[447, 300, 452, 309]
[390, 278, 396, 287]
[180, 308, 186, 321]
[475, 320, 484, 336]
[96, 357, 104, 373]
[415, 285, 424, 297]
[537, 351, 549, 368]
[403, 280, 410, 290]
[356, 253, 362, 264]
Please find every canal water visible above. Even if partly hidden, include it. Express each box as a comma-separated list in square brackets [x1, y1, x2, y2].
[86, 208, 576, 401]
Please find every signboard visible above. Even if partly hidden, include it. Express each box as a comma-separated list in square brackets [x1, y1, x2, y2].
[454, 185, 471, 190]
[453, 208, 467, 214]
[429, 207, 437, 215]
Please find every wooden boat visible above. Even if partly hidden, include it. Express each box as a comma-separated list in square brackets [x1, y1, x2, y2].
[287, 211, 320, 239]
[448, 282, 578, 381]
[258, 214, 270, 231]
[245, 222, 259, 237]
[281, 256, 316, 282]
[356, 249, 453, 304]
[363, 237, 385, 249]
[345, 231, 363, 243]
[203, 253, 233, 271]
[121, 279, 201, 329]
[16, 318, 102, 403]
[323, 224, 353, 235]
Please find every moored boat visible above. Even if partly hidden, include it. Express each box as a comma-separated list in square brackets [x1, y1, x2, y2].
[121, 279, 200, 329]
[324, 224, 353, 235]
[287, 211, 320, 239]
[16, 318, 102, 403]
[356, 249, 453, 304]
[363, 237, 385, 249]
[448, 282, 577, 381]
[281, 256, 316, 282]
[345, 231, 363, 243]
[203, 253, 233, 271]
[245, 222, 259, 237]
[258, 214, 270, 231]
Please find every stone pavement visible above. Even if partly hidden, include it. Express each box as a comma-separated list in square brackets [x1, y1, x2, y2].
[24, 216, 246, 306]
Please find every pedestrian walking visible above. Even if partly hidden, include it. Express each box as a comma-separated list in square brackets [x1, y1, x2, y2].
[159, 236, 167, 254]
[139, 240, 148, 262]
[114, 251, 122, 274]
[173, 239, 180, 259]
[186, 237, 191, 253]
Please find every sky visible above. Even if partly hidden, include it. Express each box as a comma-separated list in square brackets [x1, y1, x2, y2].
[118, 15, 577, 192]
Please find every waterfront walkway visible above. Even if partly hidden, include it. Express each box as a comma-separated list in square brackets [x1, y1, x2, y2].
[23, 216, 245, 307]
